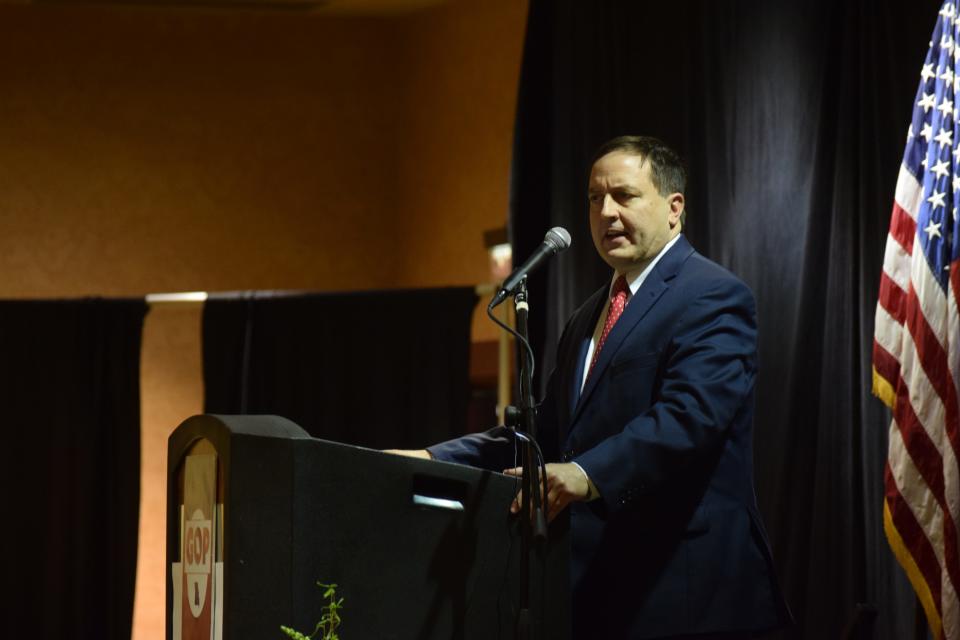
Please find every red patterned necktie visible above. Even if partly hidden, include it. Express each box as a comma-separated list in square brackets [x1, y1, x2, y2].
[587, 275, 629, 379]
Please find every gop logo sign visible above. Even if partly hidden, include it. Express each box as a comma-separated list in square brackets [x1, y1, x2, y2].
[184, 508, 213, 618]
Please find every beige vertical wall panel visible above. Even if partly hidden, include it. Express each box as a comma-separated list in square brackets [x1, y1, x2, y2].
[394, 1, 528, 341]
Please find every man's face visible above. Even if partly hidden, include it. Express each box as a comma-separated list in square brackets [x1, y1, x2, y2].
[588, 151, 684, 273]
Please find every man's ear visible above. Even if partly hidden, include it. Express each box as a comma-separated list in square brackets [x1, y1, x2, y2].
[668, 193, 685, 228]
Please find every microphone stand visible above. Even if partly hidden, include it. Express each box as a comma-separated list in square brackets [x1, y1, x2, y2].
[509, 277, 547, 640]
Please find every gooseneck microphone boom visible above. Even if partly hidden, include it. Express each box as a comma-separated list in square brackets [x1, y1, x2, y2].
[489, 226, 572, 308]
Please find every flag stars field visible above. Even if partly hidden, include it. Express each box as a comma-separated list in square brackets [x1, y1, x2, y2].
[933, 159, 951, 179]
[939, 97, 955, 118]
[934, 127, 953, 148]
[928, 189, 947, 210]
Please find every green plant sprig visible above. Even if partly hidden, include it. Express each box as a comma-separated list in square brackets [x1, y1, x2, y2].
[280, 582, 345, 640]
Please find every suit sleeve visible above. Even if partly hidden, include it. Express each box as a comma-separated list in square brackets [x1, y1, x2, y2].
[427, 307, 579, 471]
[426, 426, 519, 472]
[427, 359, 564, 471]
[573, 276, 758, 515]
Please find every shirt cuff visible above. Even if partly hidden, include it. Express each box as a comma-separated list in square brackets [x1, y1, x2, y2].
[570, 461, 600, 501]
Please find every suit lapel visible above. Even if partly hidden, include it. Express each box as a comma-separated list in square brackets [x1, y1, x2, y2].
[565, 288, 607, 415]
[570, 236, 695, 426]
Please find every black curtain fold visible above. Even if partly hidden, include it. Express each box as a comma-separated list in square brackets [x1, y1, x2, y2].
[1, 298, 147, 639]
[202, 287, 477, 450]
[510, 0, 939, 637]
[511, 0, 698, 394]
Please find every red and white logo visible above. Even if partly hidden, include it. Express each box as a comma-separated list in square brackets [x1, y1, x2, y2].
[184, 508, 213, 618]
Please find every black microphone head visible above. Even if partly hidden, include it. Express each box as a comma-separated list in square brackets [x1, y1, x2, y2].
[544, 226, 572, 253]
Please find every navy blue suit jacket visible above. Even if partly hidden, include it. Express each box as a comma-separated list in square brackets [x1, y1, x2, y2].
[430, 236, 791, 638]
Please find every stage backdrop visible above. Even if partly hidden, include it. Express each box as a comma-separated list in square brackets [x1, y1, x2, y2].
[202, 287, 477, 450]
[0, 298, 147, 639]
[509, 0, 938, 638]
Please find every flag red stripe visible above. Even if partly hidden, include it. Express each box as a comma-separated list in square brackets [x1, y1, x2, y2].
[878, 270, 908, 324]
[947, 261, 960, 476]
[890, 201, 917, 254]
[893, 377, 947, 509]
[885, 463, 944, 613]
[904, 283, 960, 462]
[899, 283, 960, 597]
[951, 260, 960, 329]
[874, 340, 901, 390]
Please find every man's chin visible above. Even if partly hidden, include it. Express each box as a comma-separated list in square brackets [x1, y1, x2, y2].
[599, 251, 638, 273]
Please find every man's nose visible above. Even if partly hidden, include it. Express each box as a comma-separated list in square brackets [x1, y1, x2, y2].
[600, 194, 619, 218]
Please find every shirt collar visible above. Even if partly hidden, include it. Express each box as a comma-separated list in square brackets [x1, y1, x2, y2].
[610, 233, 683, 297]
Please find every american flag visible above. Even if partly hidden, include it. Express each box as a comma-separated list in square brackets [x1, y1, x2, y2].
[874, 2, 960, 638]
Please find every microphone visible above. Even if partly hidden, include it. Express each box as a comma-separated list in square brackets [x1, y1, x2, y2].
[489, 227, 571, 308]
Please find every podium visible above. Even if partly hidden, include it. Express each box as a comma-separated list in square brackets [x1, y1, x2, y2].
[166, 414, 570, 640]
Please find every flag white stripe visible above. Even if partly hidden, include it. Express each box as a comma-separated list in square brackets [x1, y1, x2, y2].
[884, 233, 914, 293]
[896, 164, 925, 220]
[898, 317, 951, 462]
[876, 304, 905, 362]
[889, 419, 946, 551]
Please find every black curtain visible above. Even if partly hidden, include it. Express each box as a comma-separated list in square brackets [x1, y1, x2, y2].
[202, 288, 477, 450]
[0, 299, 147, 639]
[510, 1, 937, 638]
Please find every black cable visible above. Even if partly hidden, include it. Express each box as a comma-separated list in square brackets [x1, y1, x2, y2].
[486, 302, 536, 383]
[512, 429, 549, 522]
[488, 292, 548, 531]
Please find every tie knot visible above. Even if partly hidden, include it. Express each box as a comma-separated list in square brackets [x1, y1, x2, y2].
[611, 275, 629, 300]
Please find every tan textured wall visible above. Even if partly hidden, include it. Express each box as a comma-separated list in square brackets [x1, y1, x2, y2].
[0, 9, 408, 296]
[0, 1, 527, 637]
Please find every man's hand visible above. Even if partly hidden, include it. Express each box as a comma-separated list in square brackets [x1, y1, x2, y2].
[384, 449, 432, 460]
[503, 462, 594, 523]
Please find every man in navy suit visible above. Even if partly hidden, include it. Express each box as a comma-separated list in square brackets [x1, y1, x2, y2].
[395, 136, 790, 639]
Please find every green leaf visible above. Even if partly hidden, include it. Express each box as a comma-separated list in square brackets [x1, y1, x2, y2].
[287, 580, 344, 640]
[279, 625, 310, 640]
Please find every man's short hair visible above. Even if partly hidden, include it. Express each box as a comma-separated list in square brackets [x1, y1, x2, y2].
[591, 136, 688, 227]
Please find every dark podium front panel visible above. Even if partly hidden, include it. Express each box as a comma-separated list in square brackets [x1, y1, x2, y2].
[167, 414, 569, 640]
